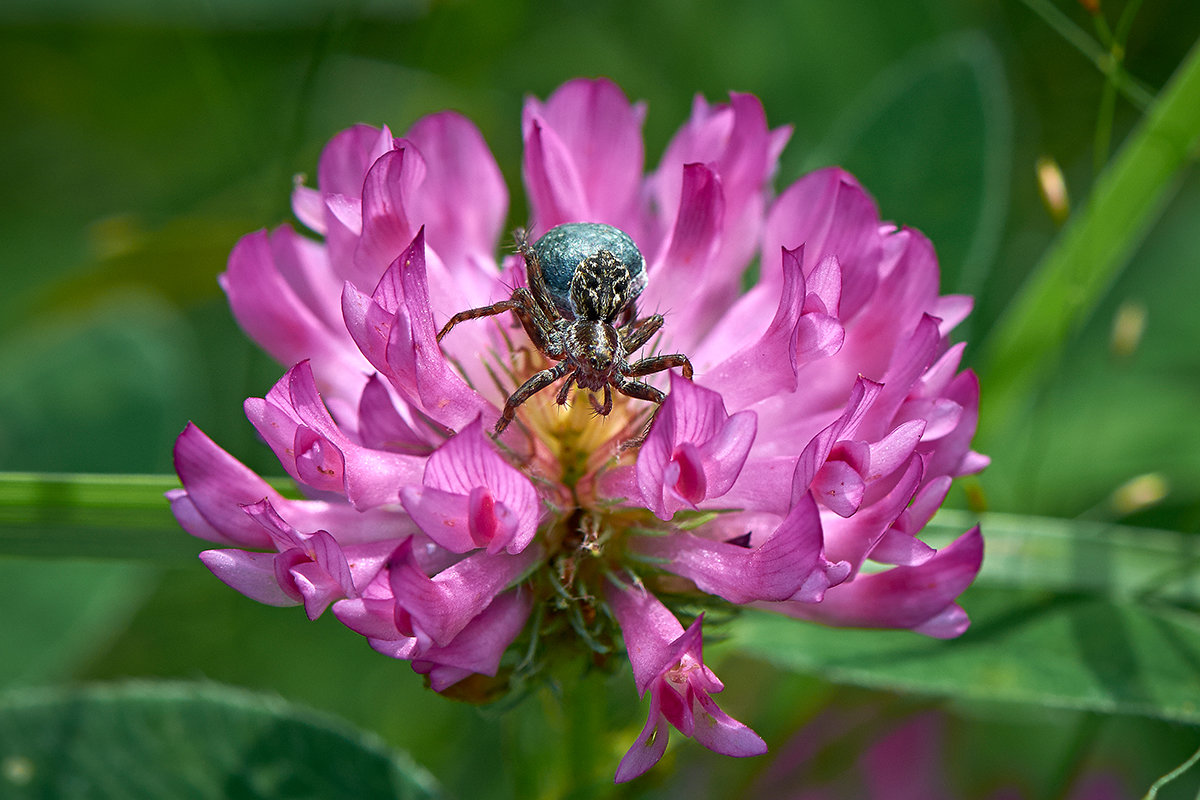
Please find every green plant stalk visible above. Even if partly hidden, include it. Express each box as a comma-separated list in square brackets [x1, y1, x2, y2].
[1017, 0, 1154, 108]
[0, 472, 290, 562]
[979, 38, 1200, 446]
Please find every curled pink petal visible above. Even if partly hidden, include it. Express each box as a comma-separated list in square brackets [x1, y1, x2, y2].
[244, 361, 423, 509]
[199, 549, 299, 607]
[607, 578, 766, 781]
[401, 416, 539, 554]
[523, 77, 645, 230]
[632, 489, 837, 604]
[221, 228, 368, 408]
[388, 540, 542, 648]
[342, 228, 495, 430]
[767, 527, 983, 637]
[637, 373, 757, 519]
[405, 111, 508, 270]
[702, 245, 807, 408]
[411, 588, 533, 691]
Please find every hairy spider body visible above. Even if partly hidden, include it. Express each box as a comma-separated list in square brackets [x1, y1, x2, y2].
[436, 222, 694, 436]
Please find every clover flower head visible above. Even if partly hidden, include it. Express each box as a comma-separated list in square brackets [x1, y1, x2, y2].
[171, 77, 986, 781]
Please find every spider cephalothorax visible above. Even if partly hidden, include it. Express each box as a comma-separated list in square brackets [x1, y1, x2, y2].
[436, 222, 694, 437]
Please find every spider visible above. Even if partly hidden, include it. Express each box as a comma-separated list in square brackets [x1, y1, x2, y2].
[436, 222, 694, 437]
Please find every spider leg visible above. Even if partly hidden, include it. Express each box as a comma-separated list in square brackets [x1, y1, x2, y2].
[438, 288, 565, 359]
[590, 384, 613, 416]
[610, 374, 665, 451]
[555, 372, 577, 406]
[495, 361, 572, 435]
[626, 353, 694, 381]
[619, 313, 664, 353]
[516, 232, 566, 323]
[438, 298, 523, 341]
[610, 374, 665, 404]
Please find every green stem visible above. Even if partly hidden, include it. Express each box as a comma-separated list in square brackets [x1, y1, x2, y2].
[0, 472, 290, 562]
[978, 38, 1200, 447]
[1017, 0, 1155, 108]
[1142, 740, 1200, 799]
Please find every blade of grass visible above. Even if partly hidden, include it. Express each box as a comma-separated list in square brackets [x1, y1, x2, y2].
[1017, 0, 1155, 109]
[978, 39, 1200, 446]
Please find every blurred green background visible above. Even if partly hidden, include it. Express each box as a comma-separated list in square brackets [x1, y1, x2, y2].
[2, 0, 1199, 797]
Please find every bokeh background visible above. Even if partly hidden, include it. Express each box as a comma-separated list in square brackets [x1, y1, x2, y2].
[2, 0, 1199, 797]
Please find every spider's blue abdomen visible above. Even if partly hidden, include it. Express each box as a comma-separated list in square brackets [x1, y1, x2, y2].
[533, 222, 647, 319]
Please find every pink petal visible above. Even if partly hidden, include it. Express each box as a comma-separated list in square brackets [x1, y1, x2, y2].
[167, 490, 226, 543]
[291, 184, 326, 235]
[290, 557, 350, 620]
[823, 454, 925, 571]
[388, 540, 542, 648]
[702, 245, 807, 409]
[521, 118, 588, 230]
[173, 423, 415, 547]
[604, 577, 689, 695]
[399, 486, 478, 553]
[793, 310, 846, 365]
[316, 123, 394, 199]
[712, 455, 798, 515]
[640, 163, 728, 345]
[220, 228, 368, 404]
[525, 78, 645, 228]
[811, 459, 865, 517]
[614, 694, 671, 783]
[763, 168, 882, 318]
[804, 253, 842, 317]
[405, 416, 539, 553]
[655, 92, 788, 286]
[866, 420, 926, 482]
[792, 377, 882, 491]
[199, 549, 299, 607]
[405, 111, 508, 271]
[657, 162, 724, 271]
[931, 294, 973, 335]
[638, 374, 757, 519]
[244, 361, 424, 509]
[356, 373, 435, 454]
[334, 594, 406, 641]
[354, 146, 424, 284]
[172, 424, 274, 548]
[412, 588, 532, 691]
[691, 691, 768, 757]
[344, 229, 494, 430]
[631, 491, 827, 604]
[769, 526, 983, 637]
[868, 527, 937, 566]
[918, 370, 985, 480]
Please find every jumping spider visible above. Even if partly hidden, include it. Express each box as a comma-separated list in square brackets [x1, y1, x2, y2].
[436, 222, 694, 437]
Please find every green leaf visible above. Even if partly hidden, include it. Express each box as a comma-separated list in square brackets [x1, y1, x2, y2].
[807, 31, 1013, 300]
[730, 590, 1200, 726]
[0, 681, 445, 800]
[926, 510, 1200, 607]
[731, 511, 1200, 725]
